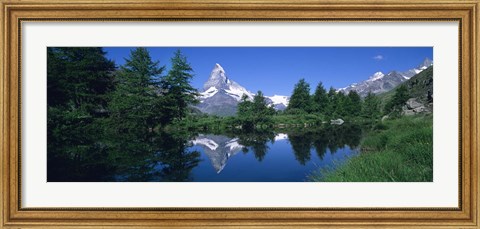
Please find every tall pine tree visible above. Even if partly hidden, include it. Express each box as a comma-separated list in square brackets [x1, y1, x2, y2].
[287, 78, 312, 114]
[346, 90, 362, 117]
[47, 47, 116, 112]
[362, 92, 381, 119]
[333, 91, 347, 117]
[385, 84, 409, 115]
[324, 87, 337, 117]
[312, 82, 329, 115]
[47, 47, 116, 179]
[108, 47, 165, 132]
[159, 50, 199, 125]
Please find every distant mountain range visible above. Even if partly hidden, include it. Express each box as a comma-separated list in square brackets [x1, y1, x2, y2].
[337, 58, 433, 97]
[195, 58, 433, 116]
[196, 64, 289, 116]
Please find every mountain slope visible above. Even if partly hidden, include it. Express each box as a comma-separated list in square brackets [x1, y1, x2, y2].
[378, 65, 433, 111]
[196, 64, 289, 116]
[196, 64, 254, 116]
[337, 58, 433, 97]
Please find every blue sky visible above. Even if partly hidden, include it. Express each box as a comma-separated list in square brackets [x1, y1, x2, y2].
[104, 47, 432, 96]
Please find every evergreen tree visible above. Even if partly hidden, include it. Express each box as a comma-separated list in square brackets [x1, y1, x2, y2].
[287, 78, 312, 113]
[362, 92, 381, 119]
[108, 47, 165, 132]
[47, 47, 116, 177]
[237, 91, 274, 130]
[312, 82, 329, 115]
[324, 87, 337, 117]
[237, 94, 254, 117]
[333, 91, 347, 117]
[346, 90, 362, 117]
[47, 47, 115, 112]
[252, 91, 275, 116]
[160, 50, 199, 125]
[385, 84, 409, 115]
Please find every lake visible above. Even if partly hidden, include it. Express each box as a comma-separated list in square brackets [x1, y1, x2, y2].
[47, 125, 363, 182]
[188, 133, 358, 181]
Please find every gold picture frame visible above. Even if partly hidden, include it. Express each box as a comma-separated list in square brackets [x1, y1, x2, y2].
[1, 0, 478, 227]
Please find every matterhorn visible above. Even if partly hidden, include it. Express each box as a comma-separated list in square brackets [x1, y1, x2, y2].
[195, 63, 289, 116]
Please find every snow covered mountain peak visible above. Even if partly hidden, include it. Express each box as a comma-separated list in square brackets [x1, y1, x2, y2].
[203, 63, 229, 90]
[336, 58, 433, 97]
[418, 58, 433, 70]
[196, 63, 289, 116]
[367, 72, 385, 81]
[214, 63, 224, 70]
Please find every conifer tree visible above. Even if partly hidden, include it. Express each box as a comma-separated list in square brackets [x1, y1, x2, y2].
[237, 94, 254, 117]
[346, 90, 362, 117]
[333, 91, 347, 117]
[253, 91, 274, 116]
[47, 47, 116, 173]
[108, 47, 165, 132]
[287, 78, 312, 113]
[362, 92, 381, 119]
[47, 47, 116, 112]
[385, 84, 409, 115]
[312, 82, 329, 115]
[159, 50, 199, 125]
[324, 87, 337, 117]
[237, 91, 274, 130]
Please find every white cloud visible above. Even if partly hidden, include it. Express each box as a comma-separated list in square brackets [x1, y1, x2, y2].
[373, 55, 384, 60]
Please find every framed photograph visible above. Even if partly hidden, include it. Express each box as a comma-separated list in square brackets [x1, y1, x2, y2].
[1, 0, 478, 227]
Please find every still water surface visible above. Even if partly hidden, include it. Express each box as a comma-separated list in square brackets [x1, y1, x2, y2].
[48, 125, 363, 182]
[188, 133, 357, 182]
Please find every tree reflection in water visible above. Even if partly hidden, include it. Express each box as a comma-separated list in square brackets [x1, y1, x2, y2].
[48, 123, 364, 181]
[48, 123, 201, 182]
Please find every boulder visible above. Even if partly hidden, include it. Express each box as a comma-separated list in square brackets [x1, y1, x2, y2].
[406, 98, 423, 109]
[403, 110, 416, 116]
[402, 98, 427, 116]
[413, 107, 426, 113]
[330, 119, 344, 125]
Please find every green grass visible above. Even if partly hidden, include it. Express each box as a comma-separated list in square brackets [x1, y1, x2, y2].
[310, 115, 433, 182]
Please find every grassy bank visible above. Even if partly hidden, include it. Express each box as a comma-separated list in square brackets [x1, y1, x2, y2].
[310, 115, 433, 182]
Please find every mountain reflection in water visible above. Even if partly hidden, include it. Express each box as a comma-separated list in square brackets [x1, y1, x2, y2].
[190, 135, 244, 173]
[48, 124, 363, 182]
[188, 125, 362, 181]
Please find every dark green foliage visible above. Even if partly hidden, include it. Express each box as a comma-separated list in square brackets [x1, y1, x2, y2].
[325, 87, 337, 117]
[345, 91, 362, 116]
[47, 47, 203, 181]
[47, 47, 117, 181]
[287, 79, 312, 113]
[160, 50, 199, 125]
[332, 91, 347, 117]
[312, 82, 329, 115]
[154, 131, 201, 181]
[362, 92, 381, 119]
[108, 47, 165, 132]
[236, 91, 274, 130]
[47, 47, 116, 111]
[385, 84, 409, 115]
